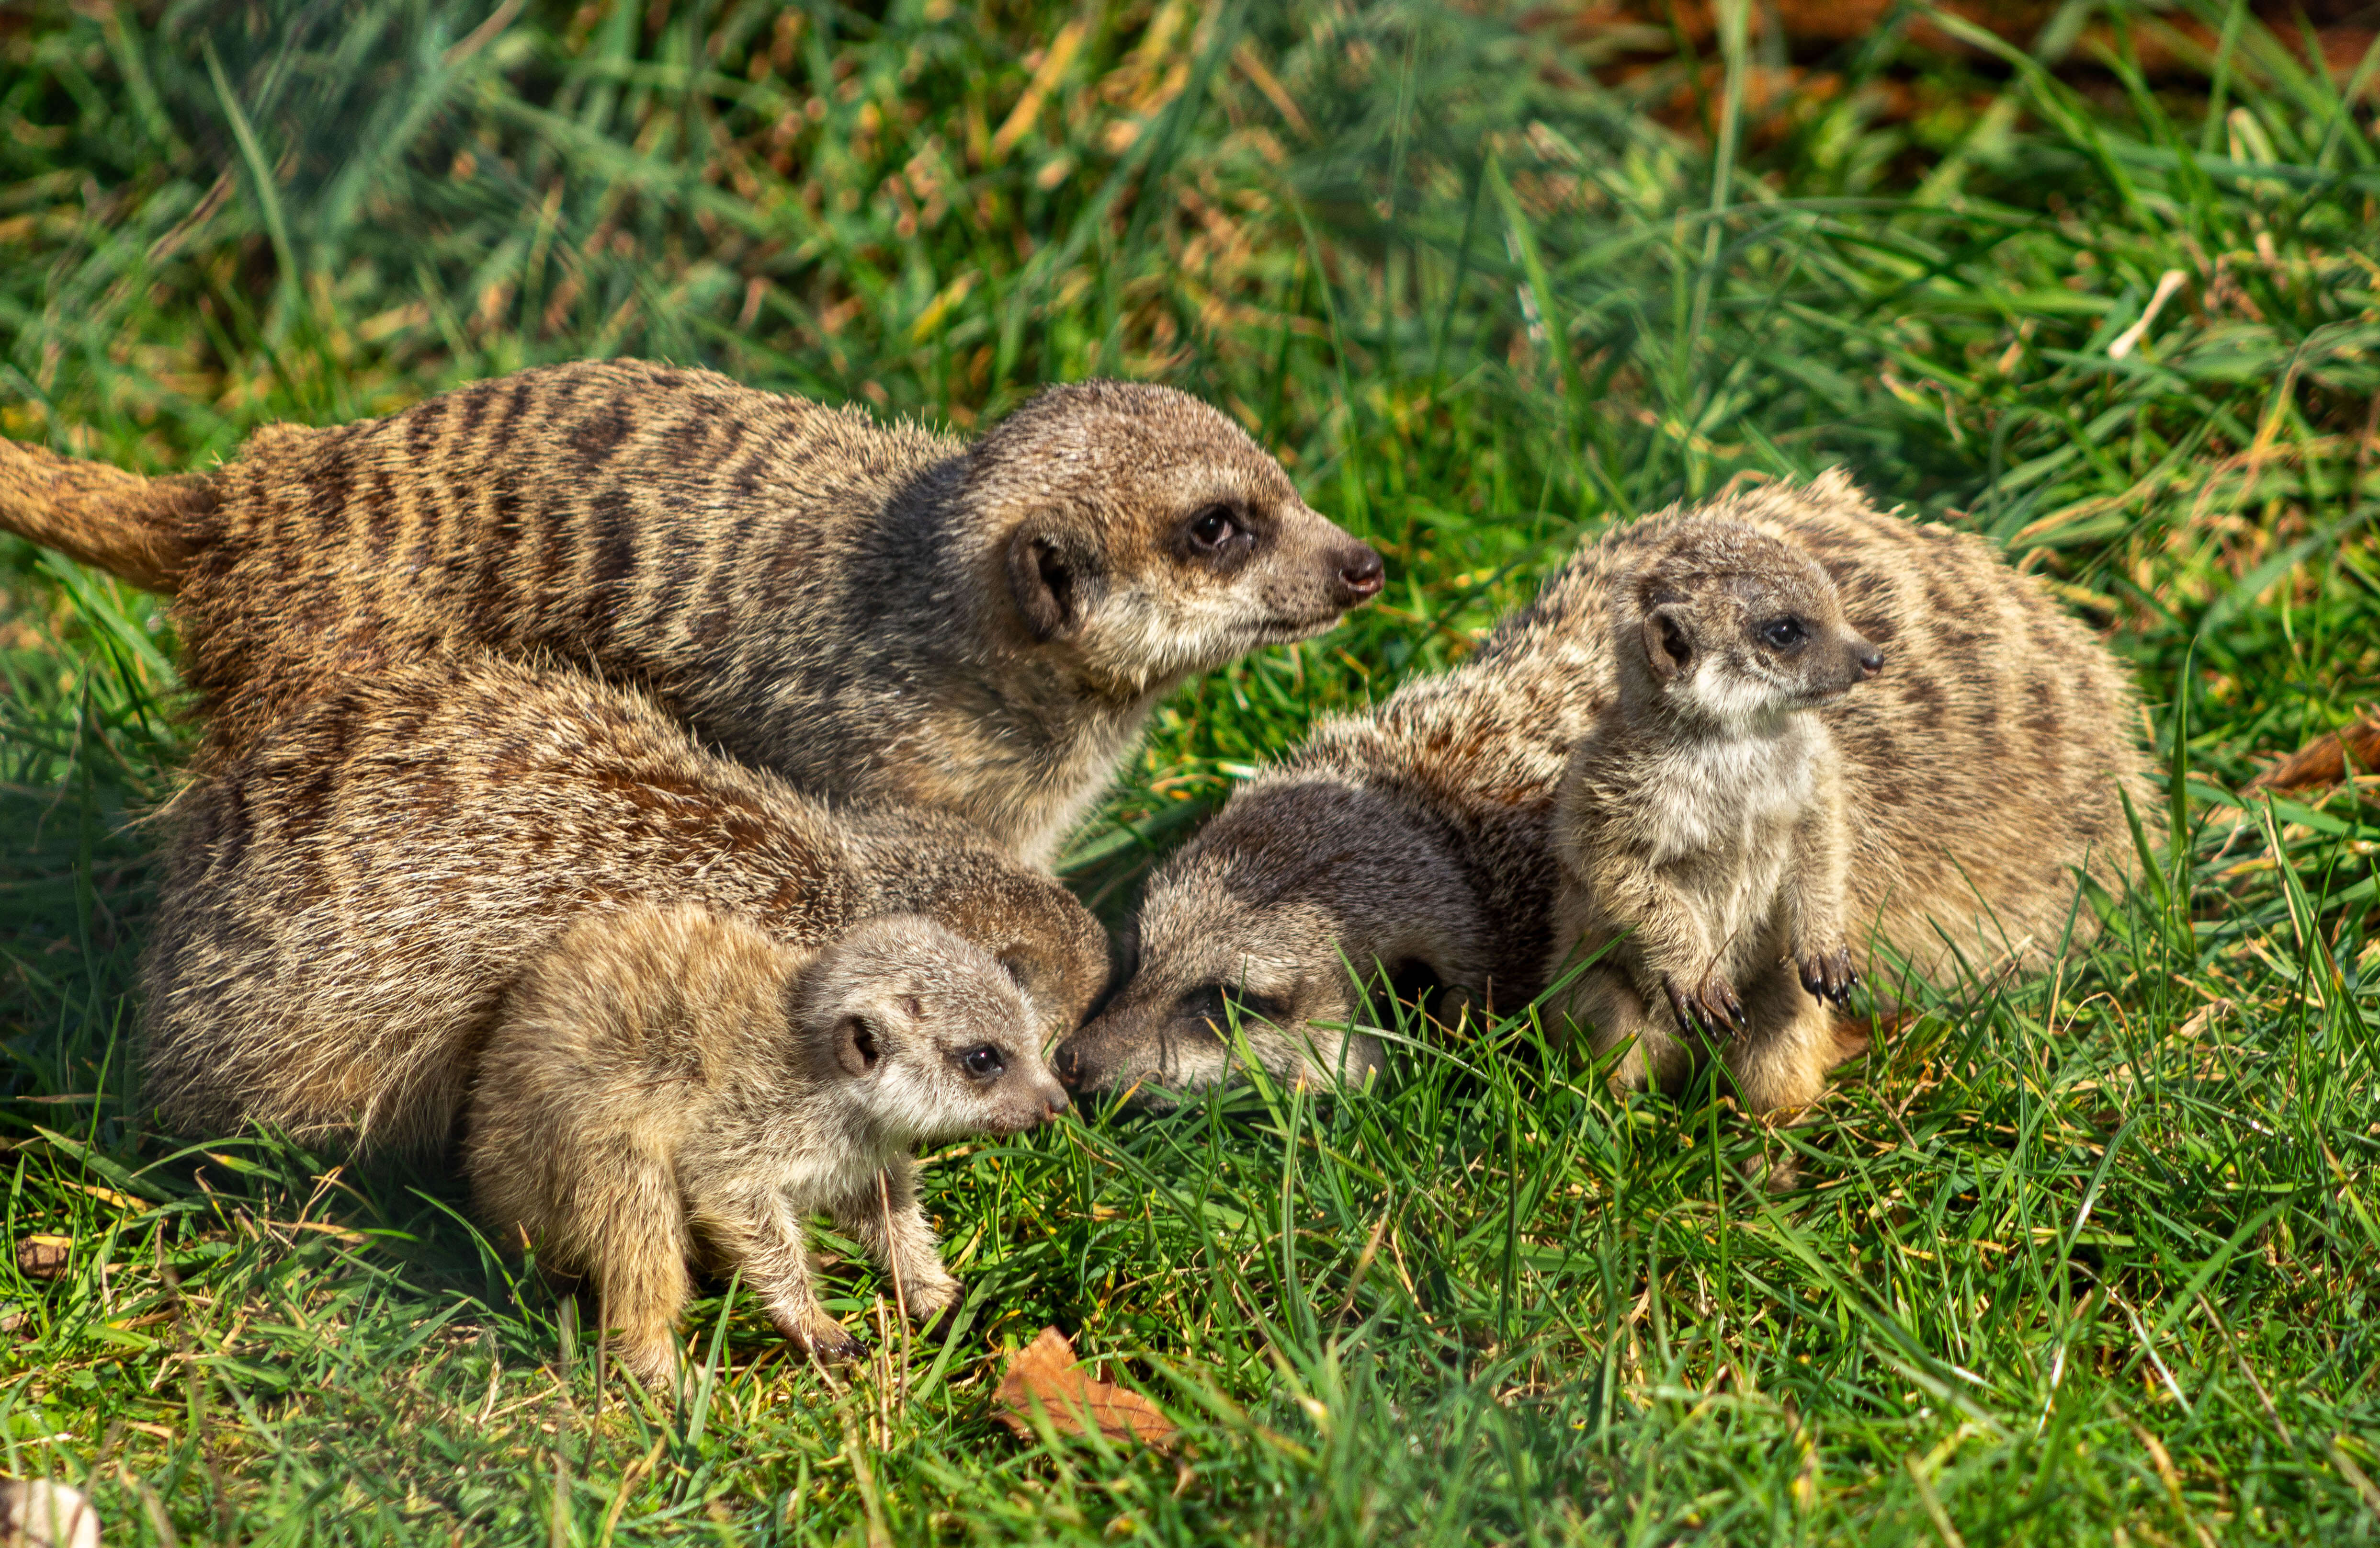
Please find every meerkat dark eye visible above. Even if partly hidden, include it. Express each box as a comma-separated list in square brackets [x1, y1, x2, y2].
[1223, 986, 1289, 1025]
[1183, 504, 1241, 554]
[1761, 618, 1808, 650]
[959, 1045, 1006, 1080]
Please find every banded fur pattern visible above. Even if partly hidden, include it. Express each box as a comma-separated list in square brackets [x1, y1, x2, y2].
[141, 652, 1109, 1153]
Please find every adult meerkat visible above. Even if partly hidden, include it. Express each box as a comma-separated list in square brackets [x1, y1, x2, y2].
[1548, 518, 1882, 1114]
[1055, 471, 2158, 1098]
[468, 905, 1067, 1387]
[142, 653, 1110, 1154]
[0, 362, 1384, 863]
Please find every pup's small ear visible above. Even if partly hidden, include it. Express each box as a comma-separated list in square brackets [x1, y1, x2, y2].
[835, 1015, 881, 1079]
[1642, 605, 1693, 681]
[1007, 527, 1077, 641]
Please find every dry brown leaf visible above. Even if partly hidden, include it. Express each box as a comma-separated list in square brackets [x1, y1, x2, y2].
[14, 1236, 74, 1280]
[993, 1327, 1178, 1450]
[2244, 711, 2380, 792]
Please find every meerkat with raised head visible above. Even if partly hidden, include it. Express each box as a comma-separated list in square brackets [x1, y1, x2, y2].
[467, 904, 1069, 1388]
[1055, 471, 2158, 1101]
[1548, 518, 1883, 1114]
[0, 362, 1383, 863]
[140, 653, 1110, 1153]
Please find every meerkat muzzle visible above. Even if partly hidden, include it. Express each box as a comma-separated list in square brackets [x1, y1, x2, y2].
[1332, 544, 1387, 606]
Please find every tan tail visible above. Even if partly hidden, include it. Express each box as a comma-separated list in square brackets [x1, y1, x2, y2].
[0, 439, 213, 593]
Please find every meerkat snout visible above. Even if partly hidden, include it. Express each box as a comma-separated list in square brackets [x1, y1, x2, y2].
[1330, 541, 1387, 606]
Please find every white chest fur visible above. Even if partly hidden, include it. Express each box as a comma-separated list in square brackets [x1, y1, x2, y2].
[1636, 720, 1823, 964]
[1640, 722, 1819, 864]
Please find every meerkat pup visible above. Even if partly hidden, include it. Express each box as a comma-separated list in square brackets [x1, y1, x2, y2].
[1548, 518, 1883, 1113]
[467, 904, 1068, 1388]
[140, 653, 1110, 1153]
[1056, 471, 2157, 1103]
[0, 362, 1383, 862]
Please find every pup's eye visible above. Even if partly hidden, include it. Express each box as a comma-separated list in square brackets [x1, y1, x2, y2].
[1185, 505, 1239, 552]
[960, 1046, 1005, 1080]
[1761, 618, 1807, 649]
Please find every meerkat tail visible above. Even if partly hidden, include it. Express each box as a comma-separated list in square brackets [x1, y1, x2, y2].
[0, 439, 212, 593]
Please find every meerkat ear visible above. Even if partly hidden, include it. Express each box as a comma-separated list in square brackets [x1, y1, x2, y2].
[834, 1015, 882, 1079]
[1642, 606, 1694, 681]
[1007, 527, 1078, 642]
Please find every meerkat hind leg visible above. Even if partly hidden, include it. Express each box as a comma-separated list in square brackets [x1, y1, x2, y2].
[1563, 967, 1693, 1094]
[577, 1154, 701, 1394]
[1721, 964, 1838, 1115]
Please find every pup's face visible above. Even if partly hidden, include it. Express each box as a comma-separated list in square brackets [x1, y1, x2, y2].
[1629, 522, 1882, 730]
[1050, 779, 1477, 1100]
[797, 916, 1071, 1142]
[970, 382, 1384, 696]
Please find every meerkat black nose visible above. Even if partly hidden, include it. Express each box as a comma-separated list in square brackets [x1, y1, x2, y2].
[1857, 648, 1884, 678]
[1040, 1082, 1072, 1119]
[1050, 1040, 1083, 1089]
[1333, 545, 1386, 605]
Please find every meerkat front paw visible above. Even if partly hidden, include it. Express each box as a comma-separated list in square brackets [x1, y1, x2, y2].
[907, 1274, 965, 1342]
[796, 1323, 871, 1365]
[611, 1330, 685, 1395]
[1796, 947, 1859, 1004]
[769, 1306, 869, 1365]
[902, 1270, 963, 1322]
[1662, 971, 1743, 1036]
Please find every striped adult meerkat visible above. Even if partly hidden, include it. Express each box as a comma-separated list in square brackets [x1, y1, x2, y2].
[1548, 517, 1884, 1114]
[0, 361, 1384, 863]
[467, 905, 1068, 1387]
[142, 653, 1110, 1154]
[1054, 471, 2158, 1098]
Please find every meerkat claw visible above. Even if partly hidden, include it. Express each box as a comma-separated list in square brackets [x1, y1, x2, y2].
[1665, 973, 1741, 1036]
[1799, 948, 1859, 1004]
[789, 1324, 870, 1366]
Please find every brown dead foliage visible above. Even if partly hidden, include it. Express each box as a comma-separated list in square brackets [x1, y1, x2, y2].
[993, 1326, 1179, 1450]
[2244, 710, 2380, 792]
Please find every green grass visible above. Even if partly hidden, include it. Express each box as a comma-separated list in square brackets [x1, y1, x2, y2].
[2, 0, 2377, 1541]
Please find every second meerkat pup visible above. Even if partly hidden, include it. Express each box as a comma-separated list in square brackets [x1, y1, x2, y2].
[1549, 518, 1883, 1113]
[140, 653, 1110, 1153]
[467, 905, 1069, 1388]
[1, 361, 1384, 863]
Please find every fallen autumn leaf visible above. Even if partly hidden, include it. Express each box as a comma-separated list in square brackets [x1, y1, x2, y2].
[993, 1327, 1178, 1450]
[2244, 711, 2380, 792]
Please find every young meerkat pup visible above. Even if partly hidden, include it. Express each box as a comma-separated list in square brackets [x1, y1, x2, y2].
[0, 362, 1384, 863]
[1548, 518, 1883, 1113]
[141, 653, 1110, 1154]
[467, 904, 1070, 1388]
[1055, 471, 2157, 1102]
